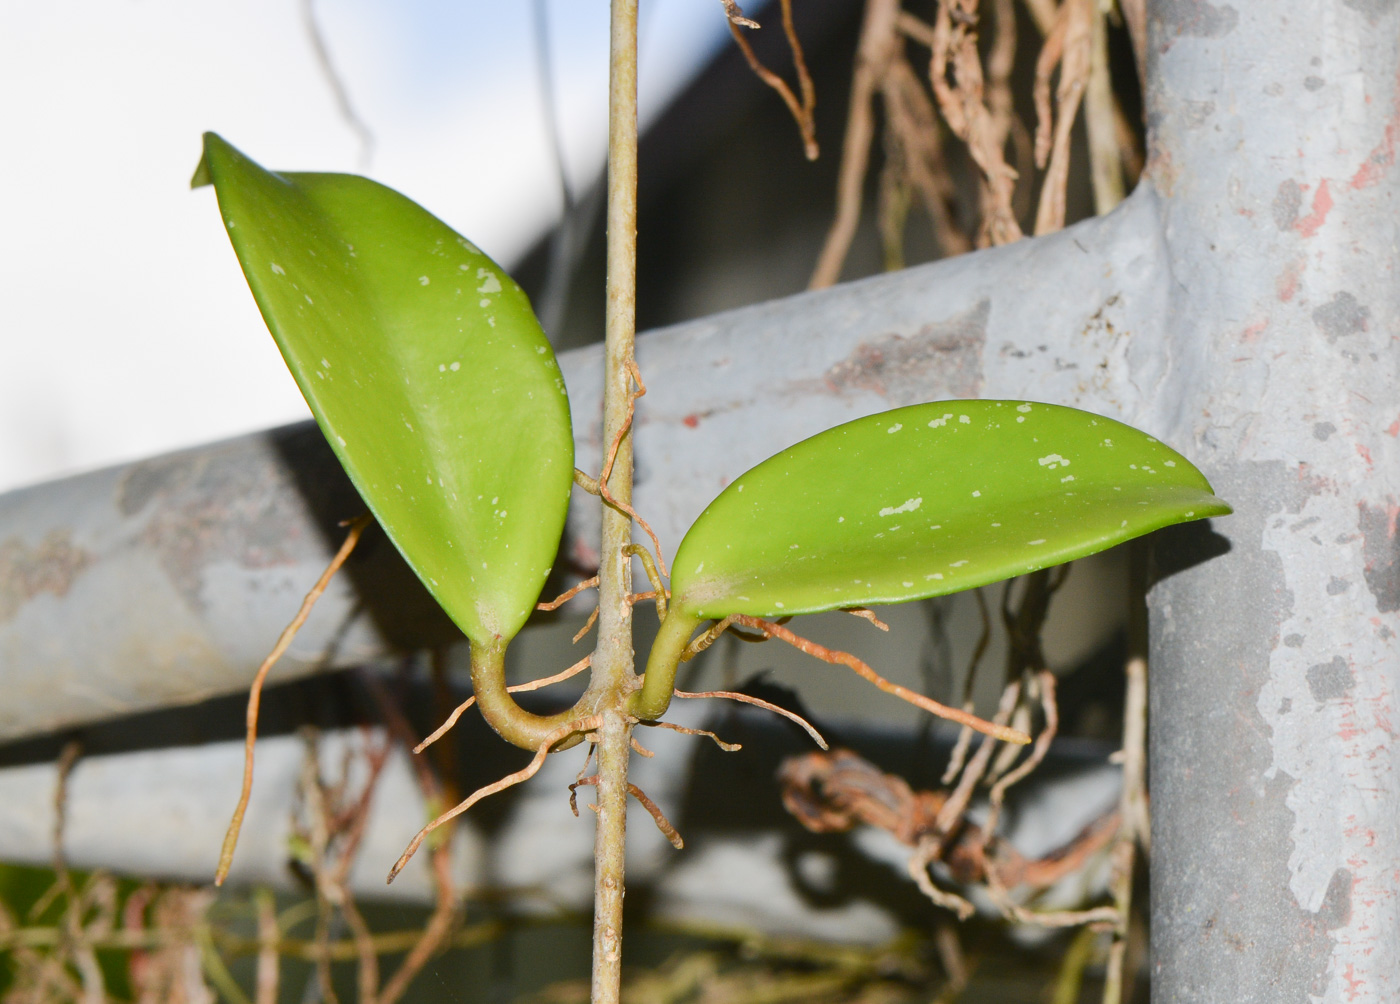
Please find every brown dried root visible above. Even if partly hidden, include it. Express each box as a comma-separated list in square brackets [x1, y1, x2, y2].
[216, 514, 372, 886]
[414, 654, 593, 754]
[672, 689, 826, 749]
[570, 775, 685, 849]
[811, 0, 969, 289]
[1032, 0, 1093, 235]
[730, 614, 1030, 745]
[844, 606, 890, 631]
[724, 0, 818, 160]
[780, 748, 1121, 924]
[922, 0, 1024, 246]
[388, 715, 603, 883]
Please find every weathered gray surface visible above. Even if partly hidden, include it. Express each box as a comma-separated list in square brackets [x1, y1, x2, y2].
[1145, 1, 1400, 999]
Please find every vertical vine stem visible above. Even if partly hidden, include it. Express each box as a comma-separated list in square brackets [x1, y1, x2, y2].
[592, 0, 640, 1000]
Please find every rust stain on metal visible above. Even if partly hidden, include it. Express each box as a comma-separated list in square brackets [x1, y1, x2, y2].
[0, 529, 94, 624]
[818, 299, 988, 403]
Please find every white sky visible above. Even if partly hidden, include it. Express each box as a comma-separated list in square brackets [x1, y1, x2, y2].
[0, 0, 737, 494]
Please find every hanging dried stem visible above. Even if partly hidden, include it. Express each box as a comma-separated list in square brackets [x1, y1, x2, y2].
[978, 670, 1059, 844]
[725, 0, 819, 159]
[1032, 0, 1093, 235]
[941, 588, 993, 784]
[730, 614, 1030, 744]
[415, 654, 592, 753]
[810, 0, 901, 289]
[1084, 2, 1124, 215]
[672, 688, 827, 749]
[388, 715, 603, 883]
[216, 514, 372, 886]
[924, 0, 1024, 246]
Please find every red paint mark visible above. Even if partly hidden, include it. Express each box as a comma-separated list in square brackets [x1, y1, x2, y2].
[1357, 443, 1374, 469]
[1386, 417, 1400, 437]
[1241, 318, 1268, 343]
[1343, 961, 1365, 1001]
[682, 413, 700, 428]
[1295, 179, 1334, 238]
[1351, 67, 1400, 190]
[1276, 259, 1304, 302]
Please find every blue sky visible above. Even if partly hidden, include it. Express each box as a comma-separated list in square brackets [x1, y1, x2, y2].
[0, 0, 741, 493]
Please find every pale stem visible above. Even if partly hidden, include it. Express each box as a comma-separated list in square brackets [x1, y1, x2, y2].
[591, 0, 640, 1000]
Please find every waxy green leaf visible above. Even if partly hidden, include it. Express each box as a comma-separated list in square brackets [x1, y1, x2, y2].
[669, 400, 1230, 620]
[194, 133, 573, 644]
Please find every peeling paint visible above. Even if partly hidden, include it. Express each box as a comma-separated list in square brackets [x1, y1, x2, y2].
[821, 300, 988, 402]
[1358, 500, 1399, 613]
[0, 530, 93, 624]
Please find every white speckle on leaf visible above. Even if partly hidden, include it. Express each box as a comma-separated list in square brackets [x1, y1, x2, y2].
[927, 573, 944, 580]
[774, 602, 784, 609]
[1028, 538, 1047, 545]
[903, 581, 913, 588]
[336, 436, 346, 447]
[972, 490, 981, 497]
[1121, 520, 1128, 528]
[536, 346, 546, 354]
[694, 562, 704, 574]
[1017, 403, 1032, 413]
[419, 276, 430, 286]
[270, 263, 285, 275]
[879, 497, 922, 517]
[991, 522, 1001, 527]
[959, 414, 970, 424]
[450, 361, 461, 371]
[405, 420, 414, 431]
[1062, 474, 1075, 482]
[1165, 460, 1177, 467]
[479, 298, 491, 308]
[737, 484, 744, 492]
[928, 412, 954, 428]
[321, 358, 331, 368]
[1016, 416, 1025, 423]
[950, 560, 968, 568]
[887, 423, 903, 433]
[492, 497, 499, 504]
[305, 294, 314, 305]
[439, 364, 446, 372]
[1185, 511, 1195, 517]
[837, 516, 845, 522]
[1038, 453, 1070, 469]
[476, 270, 502, 294]
[426, 476, 432, 485]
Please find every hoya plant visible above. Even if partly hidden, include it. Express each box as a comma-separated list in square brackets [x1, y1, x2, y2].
[194, 7, 1228, 999]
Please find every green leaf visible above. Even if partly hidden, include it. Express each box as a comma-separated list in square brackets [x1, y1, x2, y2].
[194, 133, 573, 645]
[669, 400, 1230, 620]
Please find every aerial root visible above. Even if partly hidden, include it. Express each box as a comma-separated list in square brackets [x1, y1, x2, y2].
[671, 689, 826, 750]
[639, 717, 744, 753]
[843, 606, 891, 631]
[570, 774, 684, 850]
[572, 607, 600, 644]
[388, 715, 603, 884]
[413, 654, 592, 754]
[537, 575, 599, 611]
[724, 0, 818, 160]
[594, 360, 669, 578]
[680, 615, 738, 662]
[216, 514, 371, 886]
[730, 615, 1030, 746]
